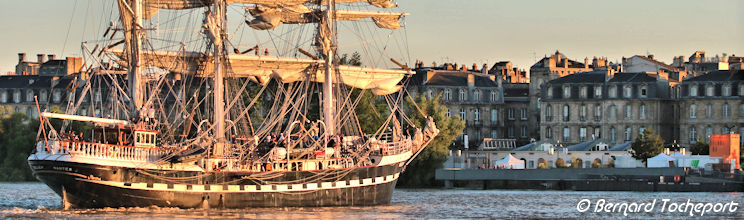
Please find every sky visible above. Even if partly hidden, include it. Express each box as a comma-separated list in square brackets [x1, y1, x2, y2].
[0, 0, 743, 73]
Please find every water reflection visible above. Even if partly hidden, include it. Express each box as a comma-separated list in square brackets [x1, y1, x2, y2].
[0, 183, 742, 219]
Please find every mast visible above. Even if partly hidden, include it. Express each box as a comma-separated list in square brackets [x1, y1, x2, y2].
[211, 0, 227, 156]
[321, 0, 337, 137]
[128, 0, 144, 109]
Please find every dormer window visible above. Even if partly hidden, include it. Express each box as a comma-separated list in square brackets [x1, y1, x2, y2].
[39, 90, 47, 103]
[473, 89, 480, 102]
[579, 86, 587, 99]
[624, 85, 632, 98]
[26, 90, 34, 102]
[594, 85, 602, 98]
[723, 84, 731, 96]
[639, 85, 647, 97]
[490, 91, 497, 102]
[563, 86, 570, 98]
[13, 90, 21, 103]
[0, 90, 6, 103]
[459, 89, 465, 101]
[53, 90, 61, 103]
[547, 87, 553, 98]
[706, 84, 714, 96]
[690, 84, 698, 96]
[609, 86, 617, 98]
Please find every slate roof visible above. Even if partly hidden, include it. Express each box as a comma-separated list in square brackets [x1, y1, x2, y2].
[503, 87, 529, 97]
[0, 75, 75, 89]
[633, 55, 678, 71]
[683, 70, 743, 82]
[410, 69, 498, 87]
[609, 141, 633, 151]
[567, 140, 596, 151]
[608, 72, 657, 83]
[546, 71, 606, 84]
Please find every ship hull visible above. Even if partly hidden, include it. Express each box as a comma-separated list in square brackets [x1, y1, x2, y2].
[28, 159, 403, 208]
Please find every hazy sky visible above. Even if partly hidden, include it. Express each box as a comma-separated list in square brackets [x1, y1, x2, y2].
[0, 0, 743, 73]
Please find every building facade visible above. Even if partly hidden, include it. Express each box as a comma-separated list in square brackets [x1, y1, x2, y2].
[676, 70, 743, 146]
[539, 71, 676, 146]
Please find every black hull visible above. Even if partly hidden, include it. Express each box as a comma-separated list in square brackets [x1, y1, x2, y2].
[28, 159, 402, 208]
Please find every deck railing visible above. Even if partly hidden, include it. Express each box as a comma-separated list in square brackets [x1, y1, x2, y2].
[41, 140, 178, 162]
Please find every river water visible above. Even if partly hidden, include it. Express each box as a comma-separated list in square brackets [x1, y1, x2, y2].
[0, 182, 742, 219]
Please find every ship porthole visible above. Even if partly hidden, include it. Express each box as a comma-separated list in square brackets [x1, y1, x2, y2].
[112, 170, 117, 174]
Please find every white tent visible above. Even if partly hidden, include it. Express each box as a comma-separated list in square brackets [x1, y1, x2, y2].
[647, 153, 675, 168]
[613, 155, 645, 168]
[495, 154, 525, 169]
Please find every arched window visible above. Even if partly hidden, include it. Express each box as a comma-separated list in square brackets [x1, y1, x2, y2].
[546, 127, 552, 139]
[26, 89, 34, 102]
[609, 86, 617, 98]
[639, 104, 646, 119]
[706, 84, 714, 96]
[579, 86, 587, 98]
[545, 105, 553, 121]
[473, 89, 480, 102]
[459, 89, 465, 101]
[547, 86, 553, 98]
[39, 89, 47, 103]
[579, 127, 587, 141]
[563, 127, 570, 142]
[563, 105, 569, 121]
[490, 91, 496, 102]
[690, 84, 698, 96]
[594, 85, 602, 98]
[689, 104, 697, 118]
[444, 89, 451, 101]
[459, 108, 465, 120]
[723, 84, 731, 96]
[563, 86, 571, 98]
[624, 85, 632, 98]
[13, 90, 21, 103]
[0, 90, 6, 103]
[689, 127, 697, 144]
[53, 90, 61, 103]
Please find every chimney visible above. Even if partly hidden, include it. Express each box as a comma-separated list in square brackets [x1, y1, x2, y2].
[472, 63, 477, 71]
[48, 54, 56, 61]
[461, 64, 467, 72]
[467, 73, 475, 87]
[37, 54, 45, 63]
[482, 63, 488, 75]
[424, 71, 435, 85]
[18, 53, 26, 63]
[563, 58, 568, 68]
[584, 57, 589, 69]
[647, 54, 654, 59]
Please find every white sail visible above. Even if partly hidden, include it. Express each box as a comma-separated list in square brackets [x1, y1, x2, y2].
[132, 0, 397, 19]
[247, 7, 408, 30]
[108, 49, 409, 94]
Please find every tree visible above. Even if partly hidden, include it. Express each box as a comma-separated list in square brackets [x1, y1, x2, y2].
[0, 113, 39, 181]
[689, 138, 710, 155]
[554, 158, 567, 168]
[398, 93, 464, 187]
[353, 89, 388, 134]
[630, 127, 664, 162]
[338, 52, 362, 66]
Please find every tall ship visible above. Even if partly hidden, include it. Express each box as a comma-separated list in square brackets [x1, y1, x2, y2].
[27, 0, 438, 208]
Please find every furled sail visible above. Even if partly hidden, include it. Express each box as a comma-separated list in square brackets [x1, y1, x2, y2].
[107, 49, 409, 95]
[246, 6, 408, 30]
[135, 0, 397, 19]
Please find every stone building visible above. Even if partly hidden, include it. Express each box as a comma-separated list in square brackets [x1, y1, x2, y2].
[676, 70, 743, 146]
[539, 71, 676, 146]
[407, 64, 504, 148]
[488, 61, 528, 83]
[502, 82, 535, 145]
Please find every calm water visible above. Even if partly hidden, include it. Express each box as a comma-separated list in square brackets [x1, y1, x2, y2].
[0, 182, 742, 219]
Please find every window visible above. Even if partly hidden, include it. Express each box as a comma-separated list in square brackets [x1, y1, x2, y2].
[624, 85, 632, 98]
[625, 104, 631, 119]
[563, 127, 570, 142]
[579, 105, 587, 121]
[444, 89, 451, 101]
[594, 105, 601, 121]
[593, 127, 600, 139]
[689, 127, 697, 144]
[446, 109, 451, 117]
[40, 90, 47, 103]
[520, 108, 527, 120]
[594, 86, 602, 98]
[579, 86, 587, 98]
[473, 89, 480, 102]
[723, 84, 731, 96]
[53, 90, 61, 103]
[625, 127, 632, 140]
[609, 105, 616, 120]
[459, 108, 465, 120]
[640, 85, 647, 97]
[546, 127, 552, 139]
[609, 86, 617, 98]
[521, 126, 527, 137]
[609, 127, 616, 143]
[491, 109, 497, 123]
[547, 87, 553, 97]
[563, 105, 569, 121]
[459, 89, 465, 101]
[690, 85, 698, 96]
[0, 90, 6, 103]
[491, 130, 497, 139]
[563, 86, 571, 98]
[13, 90, 20, 103]
[706, 84, 714, 96]
[706, 104, 712, 119]
[490, 91, 497, 102]
[639, 104, 646, 120]
[26, 90, 34, 102]
[579, 127, 587, 142]
[689, 104, 697, 119]
[507, 108, 515, 120]
[722, 127, 730, 134]
[546, 105, 553, 121]
[722, 103, 730, 118]
[706, 127, 713, 142]
[474, 109, 479, 121]
[740, 84, 744, 96]
[639, 127, 645, 136]
[508, 126, 515, 138]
